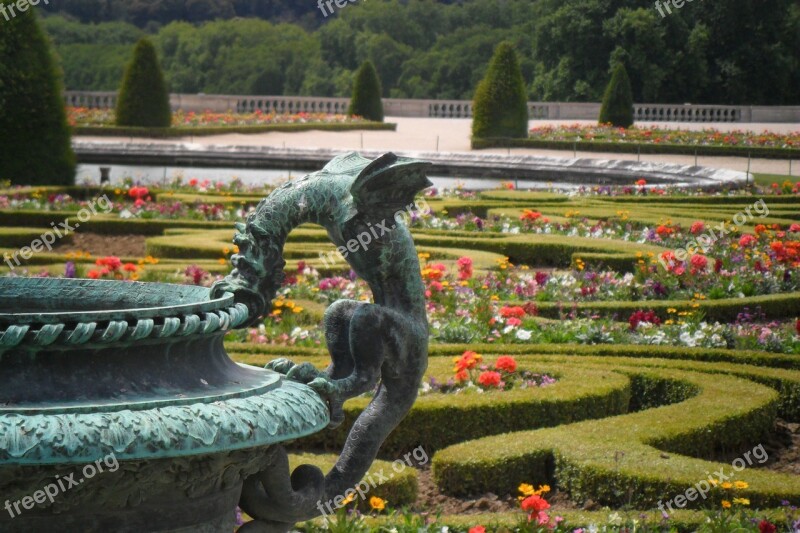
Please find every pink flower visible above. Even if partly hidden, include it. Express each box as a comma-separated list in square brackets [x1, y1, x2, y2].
[506, 317, 522, 327]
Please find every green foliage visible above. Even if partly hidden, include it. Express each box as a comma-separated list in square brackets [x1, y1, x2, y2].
[115, 38, 171, 128]
[598, 63, 634, 128]
[40, 0, 800, 105]
[348, 61, 384, 122]
[472, 42, 528, 139]
[74, 121, 395, 138]
[0, 2, 75, 186]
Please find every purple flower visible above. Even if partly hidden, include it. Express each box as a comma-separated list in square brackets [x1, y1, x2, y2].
[64, 261, 76, 279]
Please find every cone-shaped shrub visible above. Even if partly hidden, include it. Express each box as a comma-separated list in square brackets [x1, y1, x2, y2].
[348, 61, 384, 123]
[472, 42, 529, 139]
[598, 63, 634, 128]
[0, 1, 75, 185]
[116, 38, 171, 128]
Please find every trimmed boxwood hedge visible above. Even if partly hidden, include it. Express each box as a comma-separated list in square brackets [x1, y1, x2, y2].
[528, 291, 800, 322]
[230, 355, 631, 457]
[432, 366, 797, 508]
[471, 137, 800, 160]
[74, 122, 396, 138]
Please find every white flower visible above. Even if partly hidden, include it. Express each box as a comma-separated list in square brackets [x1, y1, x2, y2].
[516, 329, 532, 341]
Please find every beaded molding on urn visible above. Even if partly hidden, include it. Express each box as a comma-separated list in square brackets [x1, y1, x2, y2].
[0, 302, 250, 351]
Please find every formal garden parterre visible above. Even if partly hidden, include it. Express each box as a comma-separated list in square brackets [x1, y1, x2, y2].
[1, 175, 799, 531]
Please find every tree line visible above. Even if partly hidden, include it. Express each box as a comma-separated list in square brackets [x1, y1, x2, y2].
[42, 0, 800, 105]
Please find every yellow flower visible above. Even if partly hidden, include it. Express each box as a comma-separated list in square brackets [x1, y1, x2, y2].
[721, 482, 733, 489]
[721, 500, 731, 509]
[518, 483, 535, 497]
[734, 481, 749, 489]
[292, 306, 304, 314]
[536, 484, 551, 495]
[218, 258, 227, 265]
[274, 300, 284, 307]
[223, 247, 230, 255]
[271, 309, 282, 316]
[342, 493, 356, 505]
[369, 496, 386, 511]
[708, 478, 718, 487]
[733, 498, 750, 506]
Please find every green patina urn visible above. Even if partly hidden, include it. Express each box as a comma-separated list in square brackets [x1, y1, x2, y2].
[0, 277, 329, 532]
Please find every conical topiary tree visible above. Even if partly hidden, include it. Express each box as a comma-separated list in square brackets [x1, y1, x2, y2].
[471, 42, 529, 139]
[115, 38, 171, 128]
[598, 63, 634, 128]
[348, 61, 384, 123]
[0, 0, 75, 186]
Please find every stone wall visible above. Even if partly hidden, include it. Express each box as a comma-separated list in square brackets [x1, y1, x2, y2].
[64, 92, 800, 123]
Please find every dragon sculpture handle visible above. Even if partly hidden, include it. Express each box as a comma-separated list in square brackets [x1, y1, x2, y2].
[211, 152, 432, 531]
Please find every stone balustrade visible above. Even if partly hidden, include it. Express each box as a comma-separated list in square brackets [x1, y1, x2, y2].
[64, 91, 800, 123]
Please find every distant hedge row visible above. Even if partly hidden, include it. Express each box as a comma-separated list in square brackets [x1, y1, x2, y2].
[74, 121, 396, 138]
[472, 137, 800, 160]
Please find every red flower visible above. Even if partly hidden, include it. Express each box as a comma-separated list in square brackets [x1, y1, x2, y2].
[739, 234, 757, 248]
[469, 527, 486, 533]
[690, 221, 705, 235]
[477, 371, 502, 388]
[495, 356, 517, 373]
[500, 306, 526, 319]
[755, 224, 768, 235]
[656, 225, 673, 237]
[789, 223, 800, 233]
[690, 254, 708, 274]
[636, 179, 647, 186]
[87, 270, 101, 279]
[455, 370, 469, 382]
[96, 256, 122, 271]
[758, 521, 776, 533]
[521, 494, 550, 513]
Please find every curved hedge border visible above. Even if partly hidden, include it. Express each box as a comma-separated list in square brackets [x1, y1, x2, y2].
[232, 355, 631, 456]
[472, 137, 800, 160]
[432, 364, 800, 508]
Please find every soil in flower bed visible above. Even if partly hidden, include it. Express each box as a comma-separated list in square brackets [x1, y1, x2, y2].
[55, 232, 147, 258]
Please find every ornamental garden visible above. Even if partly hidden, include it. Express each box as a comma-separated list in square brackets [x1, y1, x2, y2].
[1, 175, 799, 531]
